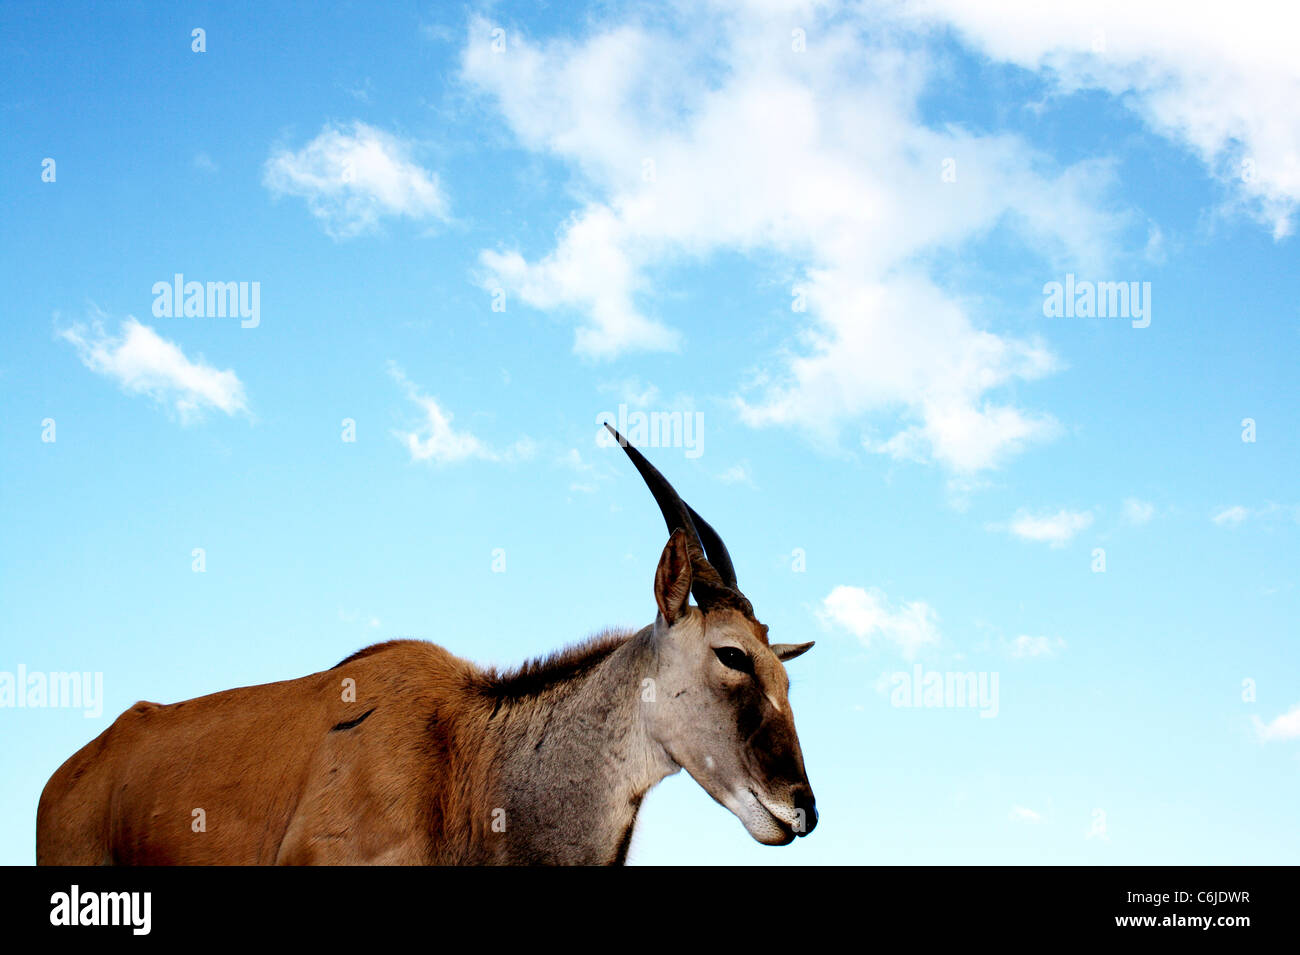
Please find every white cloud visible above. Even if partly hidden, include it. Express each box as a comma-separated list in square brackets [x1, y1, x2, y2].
[1253, 703, 1300, 742]
[1002, 508, 1094, 547]
[819, 585, 941, 659]
[1122, 498, 1155, 525]
[896, 0, 1300, 238]
[388, 363, 532, 464]
[716, 463, 753, 486]
[1009, 805, 1042, 824]
[462, 8, 1122, 471]
[264, 121, 449, 238]
[58, 315, 248, 422]
[480, 208, 680, 357]
[1008, 635, 1066, 659]
[1212, 505, 1250, 526]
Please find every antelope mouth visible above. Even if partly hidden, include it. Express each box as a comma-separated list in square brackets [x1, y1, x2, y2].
[744, 788, 798, 846]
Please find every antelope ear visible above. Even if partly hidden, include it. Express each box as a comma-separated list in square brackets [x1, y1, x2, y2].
[772, 641, 814, 662]
[654, 529, 694, 626]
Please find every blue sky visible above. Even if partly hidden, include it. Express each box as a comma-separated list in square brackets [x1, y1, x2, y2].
[2, 0, 1297, 865]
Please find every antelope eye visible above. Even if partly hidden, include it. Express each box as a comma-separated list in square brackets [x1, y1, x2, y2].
[713, 646, 753, 674]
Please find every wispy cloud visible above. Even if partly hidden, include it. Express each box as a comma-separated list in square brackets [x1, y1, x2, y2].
[1212, 503, 1300, 527]
[598, 377, 661, 407]
[1009, 805, 1042, 824]
[560, 447, 606, 493]
[716, 463, 753, 486]
[388, 363, 531, 464]
[999, 508, 1094, 547]
[338, 608, 382, 630]
[341, 77, 374, 103]
[1122, 498, 1155, 525]
[57, 315, 248, 423]
[818, 585, 941, 660]
[264, 121, 449, 238]
[1007, 635, 1066, 659]
[1212, 505, 1250, 527]
[1253, 703, 1300, 742]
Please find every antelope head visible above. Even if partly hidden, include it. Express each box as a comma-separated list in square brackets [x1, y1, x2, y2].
[608, 424, 818, 845]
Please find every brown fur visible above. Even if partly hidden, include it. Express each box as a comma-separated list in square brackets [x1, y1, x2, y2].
[36, 634, 642, 865]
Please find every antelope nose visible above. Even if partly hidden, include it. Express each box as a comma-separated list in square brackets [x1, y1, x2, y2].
[793, 787, 818, 836]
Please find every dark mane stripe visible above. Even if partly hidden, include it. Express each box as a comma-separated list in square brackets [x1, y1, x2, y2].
[475, 628, 641, 700]
[331, 630, 647, 701]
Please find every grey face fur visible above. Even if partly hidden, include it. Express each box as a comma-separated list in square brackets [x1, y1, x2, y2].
[643, 530, 818, 845]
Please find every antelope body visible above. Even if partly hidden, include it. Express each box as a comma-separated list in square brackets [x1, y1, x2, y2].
[36, 429, 817, 865]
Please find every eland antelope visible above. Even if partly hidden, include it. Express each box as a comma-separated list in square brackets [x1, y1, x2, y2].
[36, 426, 817, 865]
